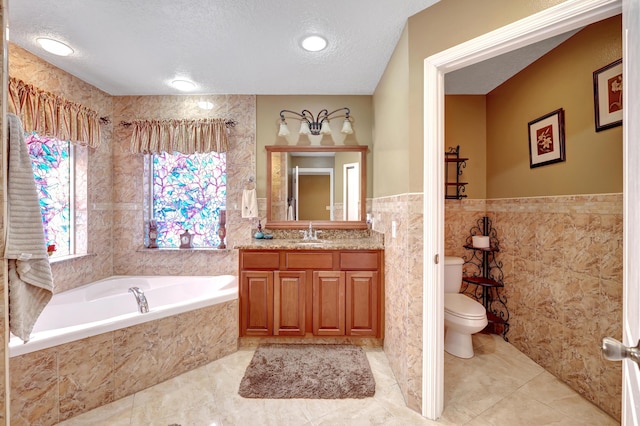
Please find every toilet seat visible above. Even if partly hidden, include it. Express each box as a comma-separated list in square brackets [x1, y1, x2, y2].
[444, 293, 486, 320]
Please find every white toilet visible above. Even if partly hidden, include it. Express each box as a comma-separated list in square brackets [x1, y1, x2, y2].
[444, 256, 488, 358]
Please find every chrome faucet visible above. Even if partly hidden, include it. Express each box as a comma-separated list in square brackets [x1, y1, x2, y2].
[129, 287, 149, 313]
[300, 222, 321, 240]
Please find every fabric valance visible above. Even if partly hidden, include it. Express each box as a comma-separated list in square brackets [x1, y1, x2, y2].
[8, 77, 102, 148]
[129, 118, 229, 154]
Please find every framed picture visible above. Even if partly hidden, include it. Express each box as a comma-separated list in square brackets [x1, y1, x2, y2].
[593, 58, 622, 132]
[528, 108, 565, 168]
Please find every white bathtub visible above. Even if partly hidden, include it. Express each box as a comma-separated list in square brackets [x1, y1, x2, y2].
[9, 274, 238, 357]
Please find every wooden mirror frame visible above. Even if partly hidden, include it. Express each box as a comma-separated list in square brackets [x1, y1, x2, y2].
[266, 145, 368, 229]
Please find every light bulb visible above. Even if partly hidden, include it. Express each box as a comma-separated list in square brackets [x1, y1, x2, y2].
[320, 120, 332, 135]
[299, 121, 311, 135]
[278, 121, 290, 137]
[341, 119, 353, 135]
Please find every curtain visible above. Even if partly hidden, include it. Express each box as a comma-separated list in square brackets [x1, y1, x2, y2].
[7, 77, 102, 148]
[129, 118, 229, 154]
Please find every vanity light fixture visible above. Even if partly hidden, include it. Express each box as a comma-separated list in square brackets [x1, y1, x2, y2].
[301, 35, 327, 52]
[278, 107, 353, 137]
[36, 37, 74, 56]
[170, 79, 196, 91]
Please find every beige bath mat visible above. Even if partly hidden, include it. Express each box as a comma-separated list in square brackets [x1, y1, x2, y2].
[238, 344, 375, 399]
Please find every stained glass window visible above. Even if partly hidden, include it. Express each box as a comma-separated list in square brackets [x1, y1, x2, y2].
[151, 151, 226, 248]
[26, 133, 73, 257]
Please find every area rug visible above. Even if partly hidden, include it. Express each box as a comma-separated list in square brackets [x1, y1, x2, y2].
[238, 344, 375, 399]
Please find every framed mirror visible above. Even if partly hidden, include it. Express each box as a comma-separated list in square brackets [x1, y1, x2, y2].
[266, 145, 368, 229]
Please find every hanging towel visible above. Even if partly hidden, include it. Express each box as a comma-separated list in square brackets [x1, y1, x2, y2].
[287, 204, 294, 221]
[4, 114, 54, 342]
[242, 188, 259, 218]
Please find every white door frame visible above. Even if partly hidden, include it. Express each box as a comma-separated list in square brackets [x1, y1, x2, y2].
[343, 162, 360, 221]
[296, 167, 334, 220]
[422, 0, 623, 419]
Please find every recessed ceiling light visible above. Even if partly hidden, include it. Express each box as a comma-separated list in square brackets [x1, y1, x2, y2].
[36, 37, 73, 56]
[301, 35, 327, 52]
[171, 79, 196, 91]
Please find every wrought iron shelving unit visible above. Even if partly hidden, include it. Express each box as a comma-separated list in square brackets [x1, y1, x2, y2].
[462, 216, 510, 341]
[445, 145, 468, 200]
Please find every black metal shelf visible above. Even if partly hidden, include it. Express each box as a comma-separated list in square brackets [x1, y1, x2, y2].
[445, 145, 467, 199]
[462, 216, 510, 341]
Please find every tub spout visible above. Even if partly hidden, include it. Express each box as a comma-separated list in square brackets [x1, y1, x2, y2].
[128, 287, 149, 313]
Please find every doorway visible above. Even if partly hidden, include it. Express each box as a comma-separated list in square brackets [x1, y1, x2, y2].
[421, 0, 623, 419]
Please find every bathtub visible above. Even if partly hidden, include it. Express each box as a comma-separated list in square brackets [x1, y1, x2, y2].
[9, 274, 238, 357]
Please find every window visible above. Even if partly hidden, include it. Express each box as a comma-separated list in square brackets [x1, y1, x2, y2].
[150, 151, 226, 248]
[27, 133, 74, 257]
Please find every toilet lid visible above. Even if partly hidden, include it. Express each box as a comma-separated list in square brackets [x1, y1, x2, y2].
[444, 293, 487, 319]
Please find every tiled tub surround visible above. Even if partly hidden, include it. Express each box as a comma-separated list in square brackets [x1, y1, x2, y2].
[10, 298, 238, 425]
[445, 194, 623, 421]
[8, 46, 255, 424]
[372, 193, 424, 412]
[9, 275, 237, 357]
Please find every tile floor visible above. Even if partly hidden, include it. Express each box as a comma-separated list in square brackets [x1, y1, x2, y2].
[58, 334, 617, 425]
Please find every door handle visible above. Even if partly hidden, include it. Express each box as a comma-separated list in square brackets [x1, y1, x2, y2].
[602, 336, 640, 366]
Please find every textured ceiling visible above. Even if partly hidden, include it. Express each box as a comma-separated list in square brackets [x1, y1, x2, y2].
[8, 0, 439, 95]
[8, 1, 579, 97]
[444, 30, 579, 94]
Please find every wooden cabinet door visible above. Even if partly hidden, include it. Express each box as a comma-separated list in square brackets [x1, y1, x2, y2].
[346, 271, 378, 336]
[273, 271, 306, 336]
[240, 271, 273, 336]
[312, 271, 345, 336]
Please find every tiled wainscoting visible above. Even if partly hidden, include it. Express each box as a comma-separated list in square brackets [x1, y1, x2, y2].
[10, 300, 238, 425]
[445, 194, 623, 421]
[372, 193, 424, 412]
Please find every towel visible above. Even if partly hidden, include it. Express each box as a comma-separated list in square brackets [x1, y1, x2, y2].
[5, 114, 54, 342]
[242, 188, 258, 218]
[287, 204, 294, 221]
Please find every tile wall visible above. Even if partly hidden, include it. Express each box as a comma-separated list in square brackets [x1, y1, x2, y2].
[373, 193, 424, 412]
[445, 194, 623, 421]
[10, 300, 238, 424]
[0, 1, 6, 421]
[8, 44, 115, 293]
[7, 44, 257, 424]
[111, 94, 256, 276]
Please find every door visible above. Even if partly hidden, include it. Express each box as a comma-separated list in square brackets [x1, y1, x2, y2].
[312, 271, 345, 336]
[240, 271, 273, 336]
[273, 271, 306, 336]
[345, 271, 378, 336]
[621, 0, 640, 422]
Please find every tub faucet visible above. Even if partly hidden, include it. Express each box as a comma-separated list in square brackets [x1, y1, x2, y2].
[129, 287, 149, 313]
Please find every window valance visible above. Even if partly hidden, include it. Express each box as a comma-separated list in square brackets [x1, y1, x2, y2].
[8, 77, 102, 148]
[129, 118, 229, 155]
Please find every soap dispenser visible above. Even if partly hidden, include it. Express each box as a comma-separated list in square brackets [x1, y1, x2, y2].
[254, 220, 264, 239]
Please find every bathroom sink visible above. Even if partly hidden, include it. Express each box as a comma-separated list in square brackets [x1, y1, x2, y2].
[295, 240, 330, 246]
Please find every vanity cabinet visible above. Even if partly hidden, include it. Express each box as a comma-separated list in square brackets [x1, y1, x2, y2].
[239, 249, 383, 339]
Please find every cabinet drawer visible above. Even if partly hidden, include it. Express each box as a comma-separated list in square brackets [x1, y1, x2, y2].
[340, 252, 379, 270]
[241, 251, 280, 270]
[285, 252, 334, 269]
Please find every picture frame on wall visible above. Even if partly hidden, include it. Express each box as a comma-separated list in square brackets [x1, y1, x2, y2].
[593, 58, 622, 132]
[528, 108, 566, 168]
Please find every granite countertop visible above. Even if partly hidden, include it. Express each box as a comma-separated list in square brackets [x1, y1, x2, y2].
[235, 237, 384, 251]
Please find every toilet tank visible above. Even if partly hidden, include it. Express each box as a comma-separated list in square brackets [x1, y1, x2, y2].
[444, 256, 464, 293]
